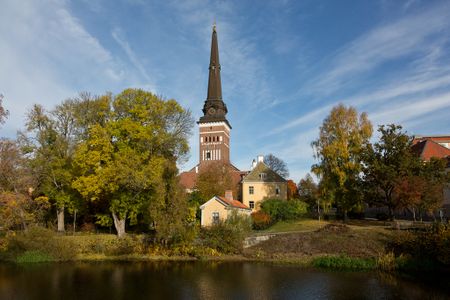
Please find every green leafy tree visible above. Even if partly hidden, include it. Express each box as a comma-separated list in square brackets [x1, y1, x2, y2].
[73, 89, 193, 238]
[24, 101, 78, 233]
[312, 104, 372, 221]
[361, 124, 420, 220]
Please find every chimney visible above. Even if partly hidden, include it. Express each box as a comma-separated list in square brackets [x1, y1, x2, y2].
[225, 190, 233, 201]
[251, 159, 257, 170]
[257, 155, 264, 163]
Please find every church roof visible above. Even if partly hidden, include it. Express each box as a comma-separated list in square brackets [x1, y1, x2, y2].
[242, 162, 287, 183]
[198, 25, 231, 128]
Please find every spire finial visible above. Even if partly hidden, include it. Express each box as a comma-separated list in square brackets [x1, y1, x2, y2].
[212, 21, 216, 32]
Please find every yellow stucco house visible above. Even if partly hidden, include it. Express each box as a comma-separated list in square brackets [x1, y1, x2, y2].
[200, 191, 251, 227]
[242, 156, 287, 211]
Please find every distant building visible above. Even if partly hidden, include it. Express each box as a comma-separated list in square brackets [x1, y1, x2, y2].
[412, 135, 450, 214]
[241, 155, 287, 211]
[412, 135, 450, 162]
[200, 190, 251, 227]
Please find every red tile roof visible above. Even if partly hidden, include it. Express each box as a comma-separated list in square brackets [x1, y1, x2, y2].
[178, 171, 198, 190]
[217, 196, 250, 209]
[411, 139, 450, 161]
[178, 168, 248, 190]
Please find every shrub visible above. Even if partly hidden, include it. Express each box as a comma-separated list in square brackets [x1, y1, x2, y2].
[251, 211, 272, 230]
[7, 226, 77, 261]
[260, 199, 308, 222]
[387, 222, 450, 268]
[16, 250, 53, 263]
[200, 213, 251, 254]
[312, 255, 376, 270]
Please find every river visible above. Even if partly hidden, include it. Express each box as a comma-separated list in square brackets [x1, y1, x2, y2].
[0, 261, 448, 299]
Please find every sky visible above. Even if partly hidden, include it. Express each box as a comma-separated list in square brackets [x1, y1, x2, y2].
[1, 0, 450, 182]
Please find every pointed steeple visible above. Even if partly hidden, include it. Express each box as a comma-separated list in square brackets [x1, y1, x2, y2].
[207, 24, 222, 101]
[199, 24, 230, 128]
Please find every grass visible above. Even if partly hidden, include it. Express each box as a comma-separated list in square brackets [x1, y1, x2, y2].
[312, 255, 377, 270]
[261, 219, 329, 233]
[16, 250, 53, 264]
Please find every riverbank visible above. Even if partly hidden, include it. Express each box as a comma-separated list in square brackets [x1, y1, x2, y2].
[1, 220, 449, 273]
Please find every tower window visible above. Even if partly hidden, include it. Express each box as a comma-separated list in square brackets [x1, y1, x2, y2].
[206, 151, 211, 160]
[219, 136, 223, 142]
[249, 186, 254, 195]
[200, 137, 203, 143]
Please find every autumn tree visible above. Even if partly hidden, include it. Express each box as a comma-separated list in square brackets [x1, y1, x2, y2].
[0, 139, 49, 230]
[298, 174, 318, 208]
[311, 104, 372, 220]
[361, 124, 422, 220]
[394, 158, 448, 221]
[73, 89, 193, 238]
[264, 153, 289, 178]
[286, 179, 298, 200]
[195, 162, 237, 201]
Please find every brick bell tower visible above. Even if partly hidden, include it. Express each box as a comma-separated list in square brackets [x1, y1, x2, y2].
[197, 24, 231, 168]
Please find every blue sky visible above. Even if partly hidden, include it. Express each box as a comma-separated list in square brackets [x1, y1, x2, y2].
[1, 0, 450, 182]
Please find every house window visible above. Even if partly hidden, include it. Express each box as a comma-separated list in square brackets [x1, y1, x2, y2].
[249, 201, 255, 209]
[259, 173, 266, 180]
[206, 151, 211, 160]
[212, 212, 219, 225]
[249, 186, 254, 194]
[276, 186, 280, 195]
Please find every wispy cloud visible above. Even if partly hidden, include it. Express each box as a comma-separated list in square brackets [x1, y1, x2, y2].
[111, 27, 156, 91]
[0, 0, 125, 136]
[307, 2, 450, 96]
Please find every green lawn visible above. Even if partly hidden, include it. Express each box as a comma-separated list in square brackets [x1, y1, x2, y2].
[261, 219, 329, 234]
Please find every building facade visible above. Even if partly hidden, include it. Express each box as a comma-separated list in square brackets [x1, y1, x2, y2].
[241, 156, 287, 211]
[200, 190, 251, 227]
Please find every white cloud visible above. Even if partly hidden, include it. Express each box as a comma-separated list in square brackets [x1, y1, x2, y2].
[0, 0, 128, 137]
[307, 2, 450, 96]
[111, 27, 156, 91]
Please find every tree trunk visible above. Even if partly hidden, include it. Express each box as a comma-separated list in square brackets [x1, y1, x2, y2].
[112, 212, 126, 238]
[388, 207, 395, 221]
[73, 209, 77, 235]
[57, 206, 65, 233]
[317, 199, 321, 222]
[343, 209, 348, 223]
[412, 207, 416, 222]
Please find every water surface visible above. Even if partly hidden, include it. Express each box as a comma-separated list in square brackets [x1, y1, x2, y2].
[0, 261, 448, 299]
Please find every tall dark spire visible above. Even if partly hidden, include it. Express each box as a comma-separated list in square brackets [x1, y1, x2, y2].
[207, 24, 222, 101]
[199, 24, 230, 128]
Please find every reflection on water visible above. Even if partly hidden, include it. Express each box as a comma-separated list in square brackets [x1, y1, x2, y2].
[0, 261, 448, 299]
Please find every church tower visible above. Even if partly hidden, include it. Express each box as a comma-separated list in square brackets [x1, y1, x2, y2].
[198, 25, 231, 167]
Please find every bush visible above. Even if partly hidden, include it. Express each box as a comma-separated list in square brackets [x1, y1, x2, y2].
[312, 255, 376, 270]
[251, 211, 272, 230]
[387, 222, 450, 268]
[7, 226, 77, 261]
[260, 199, 308, 222]
[16, 250, 53, 263]
[200, 213, 251, 254]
